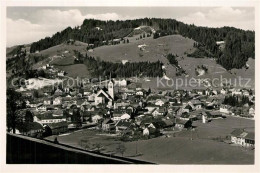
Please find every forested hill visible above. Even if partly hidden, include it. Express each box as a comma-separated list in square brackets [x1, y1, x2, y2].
[29, 18, 254, 70]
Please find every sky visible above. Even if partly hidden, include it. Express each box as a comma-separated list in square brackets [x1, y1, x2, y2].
[6, 7, 255, 47]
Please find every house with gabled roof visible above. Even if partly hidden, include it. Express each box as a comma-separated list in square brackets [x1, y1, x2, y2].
[115, 120, 132, 133]
[54, 88, 63, 96]
[33, 111, 66, 125]
[102, 118, 115, 131]
[95, 89, 113, 107]
[230, 129, 255, 147]
[175, 118, 192, 129]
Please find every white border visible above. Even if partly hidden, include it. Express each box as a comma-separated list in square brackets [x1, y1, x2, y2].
[1, 0, 259, 173]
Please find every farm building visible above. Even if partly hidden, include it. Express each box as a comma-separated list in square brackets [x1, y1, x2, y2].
[230, 129, 255, 147]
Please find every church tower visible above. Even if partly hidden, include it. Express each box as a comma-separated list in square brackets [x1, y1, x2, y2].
[108, 74, 114, 99]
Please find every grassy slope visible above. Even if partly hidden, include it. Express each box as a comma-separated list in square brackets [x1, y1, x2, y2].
[22, 34, 254, 87]
[88, 35, 195, 78]
[87, 34, 254, 88]
[55, 64, 90, 78]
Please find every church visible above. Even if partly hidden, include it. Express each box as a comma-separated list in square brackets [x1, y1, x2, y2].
[94, 79, 114, 107]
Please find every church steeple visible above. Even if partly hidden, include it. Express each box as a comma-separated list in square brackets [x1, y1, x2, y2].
[108, 72, 114, 99]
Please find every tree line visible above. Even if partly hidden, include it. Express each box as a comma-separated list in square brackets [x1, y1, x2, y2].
[80, 52, 164, 78]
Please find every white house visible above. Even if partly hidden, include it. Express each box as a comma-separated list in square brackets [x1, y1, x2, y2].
[94, 89, 113, 107]
[53, 97, 62, 105]
[143, 128, 150, 136]
[43, 99, 51, 105]
[36, 105, 47, 112]
[219, 104, 232, 114]
[136, 90, 144, 96]
[92, 114, 102, 123]
[230, 129, 255, 147]
[249, 107, 255, 116]
[220, 88, 227, 95]
[232, 89, 242, 96]
[112, 112, 131, 121]
[155, 99, 165, 106]
[58, 71, 65, 77]
[33, 112, 66, 124]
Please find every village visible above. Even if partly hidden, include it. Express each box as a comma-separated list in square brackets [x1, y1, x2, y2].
[11, 60, 255, 155]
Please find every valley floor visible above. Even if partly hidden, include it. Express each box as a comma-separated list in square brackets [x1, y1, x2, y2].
[45, 116, 254, 164]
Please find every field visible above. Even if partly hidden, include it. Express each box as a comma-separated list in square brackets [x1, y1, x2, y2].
[55, 64, 91, 78]
[46, 116, 254, 164]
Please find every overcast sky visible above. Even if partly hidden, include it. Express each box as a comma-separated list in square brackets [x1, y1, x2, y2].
[7, 7, 255, 47]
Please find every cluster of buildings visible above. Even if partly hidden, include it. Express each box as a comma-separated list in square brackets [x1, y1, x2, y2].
[16, 75, 255, 146]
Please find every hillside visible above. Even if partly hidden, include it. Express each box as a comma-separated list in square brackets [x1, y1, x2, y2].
[27, 18, 254, 70]
[19, 32, 254, 89]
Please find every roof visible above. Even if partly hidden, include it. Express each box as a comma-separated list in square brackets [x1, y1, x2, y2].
[190, 100, 202, 105]
[175, 118, 189, 125]
[162, 119, 174, 127]
[115, 120, 132, 127]
[53, 109, 63, 115]
[96, 89, 113, 100]
[17, 122, 43, 132]
[230, 129, 255, 140]
[45, 121, 68, 129]
[180, 112, 190, 118]
[103, 118, 114, 124]
[36, 112, 66, 120]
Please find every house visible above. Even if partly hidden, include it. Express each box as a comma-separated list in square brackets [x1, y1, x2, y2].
[220, 88, 227, 95]
[136, 90, 144, 96]
[196, 89, 204, 95]
[57, 71, 65, 77]
[36, 104, 47, 112]
[189, 100, 202, 110]
[149, 107, 164, 117]
[16, 122, 43, 137]
[175, 118, 192, 129]
[92, 114, 102, 123]
[54, 88, 63, 96]
[230, 129, 255, 147]
[43, 97, 52, 105]
[53, 109, 63, 117]
[102, 118, 115, 131]
[143, 127, 150, 136]
[161, 119, 174, 128]
[95, 89, 113, 107]
[249, 107, 255, 116]
[242, 90, 250, 96]
[53, 96, 62, 105]
[116, 79, 128, 87]
[182, 104, 193, 113]
[232, 89, 242, 96]
[115, 120, 132, 133]
[142, 123, 160, 137]
[112, 111, 131, 121]
[155, 99, 165, 106]
[205, 111, 223, 119]
[44, 121, 68, 135]
[33, 112, 66, 125]
[219, 104, 232, 114]
[114, 100, 130, 109]
[81, 104, 94, 112]
[180, 112, 197, 121]
[145, 103, 160, 112]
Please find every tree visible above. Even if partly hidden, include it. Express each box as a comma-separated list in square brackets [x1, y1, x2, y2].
[7, 89, 25, 133]
[25, 110, 34, 123]
[116, 143, 126, 157]
[33, 90, 39, 98]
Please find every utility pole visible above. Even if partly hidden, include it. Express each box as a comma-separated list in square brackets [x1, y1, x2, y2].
[135, 140, 138, 156]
